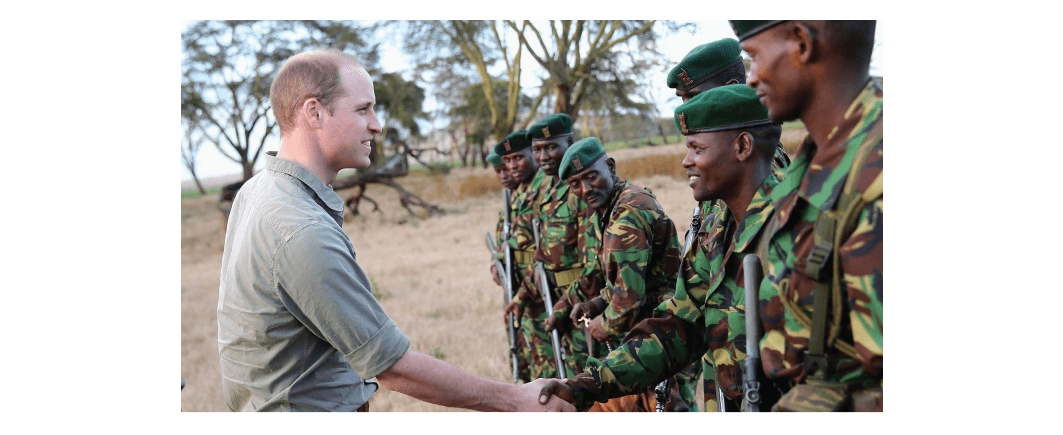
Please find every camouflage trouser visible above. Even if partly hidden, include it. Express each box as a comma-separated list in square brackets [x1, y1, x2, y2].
[560, 326, 611, 375]
[521, 302, 559, 379]
[512, 327, 532, 383]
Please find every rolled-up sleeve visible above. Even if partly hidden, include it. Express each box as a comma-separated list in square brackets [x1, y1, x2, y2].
[274, 222, 410, 380]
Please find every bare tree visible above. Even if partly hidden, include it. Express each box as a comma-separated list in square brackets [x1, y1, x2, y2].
[181, 120, 209, 194]
[504, 20, 673, 122]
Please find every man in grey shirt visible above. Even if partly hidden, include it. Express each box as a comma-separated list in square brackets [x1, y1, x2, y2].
[217, 48, 573, 412]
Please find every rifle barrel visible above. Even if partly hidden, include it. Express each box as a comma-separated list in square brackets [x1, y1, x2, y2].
[742, 254, 763, 411]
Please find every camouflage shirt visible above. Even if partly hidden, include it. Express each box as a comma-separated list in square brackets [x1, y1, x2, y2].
[563, 174, 781, 411]
[756, 79, 883, 385]
[507, 170, 548, 261]
[513, 174, 597, 312]
[589, 177, 681, 340]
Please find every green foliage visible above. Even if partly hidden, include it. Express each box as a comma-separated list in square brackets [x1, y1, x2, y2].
[182, 186, 222, 199]
[375, 72, 429, 139]
[430, 346, 446, 360]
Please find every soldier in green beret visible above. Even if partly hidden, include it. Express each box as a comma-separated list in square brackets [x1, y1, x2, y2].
[666, 37, 789, 411]
[495, 130, 559, 379]
[543, 137, 687, 411]
[730, 20, 882, 411]
[504, 114, 609, 379]
[668, 37, 790, 172]
[486, 150, 533, 383]
[535, 85, 791, 412]
[667, 38, 745, 102]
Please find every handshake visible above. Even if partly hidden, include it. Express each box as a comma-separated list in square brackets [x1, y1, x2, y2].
[520, 377, 577, 411]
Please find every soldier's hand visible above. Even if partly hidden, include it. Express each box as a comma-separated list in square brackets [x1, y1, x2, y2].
[538, 378, 577, 409]
[490, 264, 501, 286]
[519, 378, 575, 412]
[569, 300, 603, 326]
[545, 312, 571, 334]
[587, 316, 609, 343]
[503, 300, 524, 326]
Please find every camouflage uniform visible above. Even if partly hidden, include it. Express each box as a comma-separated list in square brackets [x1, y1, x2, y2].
[755, 79, 883, 410]
[568, 177, 693, 409]
[512, 173, 613, 375]
[507, 169, 559, 378]
[587, 177, 682, 345]
[561, 175, 781, 411]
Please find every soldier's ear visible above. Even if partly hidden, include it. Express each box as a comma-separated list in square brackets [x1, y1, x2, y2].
[605, 157, 616, 175]
[790, 21, 817, 65]
[734, 132, 754, 162]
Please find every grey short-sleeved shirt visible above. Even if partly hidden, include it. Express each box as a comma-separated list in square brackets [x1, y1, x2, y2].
[217, 155, 410, 412]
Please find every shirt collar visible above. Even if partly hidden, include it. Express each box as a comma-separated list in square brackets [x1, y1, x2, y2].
[732, 171, 781, 252]
[265, 155, 345, 213]
[795, 79, 883, 212]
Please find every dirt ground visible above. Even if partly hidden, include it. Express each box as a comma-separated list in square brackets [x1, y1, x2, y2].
[180, 136, 803, 412]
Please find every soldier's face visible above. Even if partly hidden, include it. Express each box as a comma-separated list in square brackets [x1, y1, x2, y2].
[532, 138, 570, 177]
[681, 131, 740, 202]
[566, 159, 615, 212]
[494, 164, 518, 190]
[503, 148, 538, 185]
[741, 26, 810, 123]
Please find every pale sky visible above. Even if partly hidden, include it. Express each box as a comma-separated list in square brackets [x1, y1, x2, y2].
[182, 20, 883, 182]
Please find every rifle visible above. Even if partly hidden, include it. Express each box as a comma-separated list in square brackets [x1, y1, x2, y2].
[654, 375, 673, 412]
[532, 218, 567, 379]
[494, 189, 520, 383]
[486, 230, 520, 383]
[742, 254, 764, 411]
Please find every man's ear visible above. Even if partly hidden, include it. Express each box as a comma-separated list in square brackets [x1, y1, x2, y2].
[734, 131, 754, 162]
[790, 21, 817, 65]
[605, 157, 616, 175]
[724, 78, 739, 86]
[302, 98, 324, 129]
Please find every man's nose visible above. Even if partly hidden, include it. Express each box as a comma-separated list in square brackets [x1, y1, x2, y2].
[368, 111, 383, 134]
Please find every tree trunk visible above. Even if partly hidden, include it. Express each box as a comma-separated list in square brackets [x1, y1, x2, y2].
[656, 118, 669, 146]
[190, 171, 207, 194]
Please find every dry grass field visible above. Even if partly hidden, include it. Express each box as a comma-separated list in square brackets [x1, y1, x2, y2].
[180, 131, 805, 412]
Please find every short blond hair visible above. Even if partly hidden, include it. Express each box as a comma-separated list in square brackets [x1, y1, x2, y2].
[270, 49, 361, 135]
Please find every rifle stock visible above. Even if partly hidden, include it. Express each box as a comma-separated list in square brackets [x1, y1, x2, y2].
[742, 254, 763, 411]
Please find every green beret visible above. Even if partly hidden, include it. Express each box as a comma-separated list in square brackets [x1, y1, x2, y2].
[666, 39, 743, 91]
[559, 137, 606, 180]
[526, 113, 574, 141]
[494, 129, 532, 155]
[673, 84, 772, 135]
[486, 150, 503, 167]
[729, 21, 787, 42]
